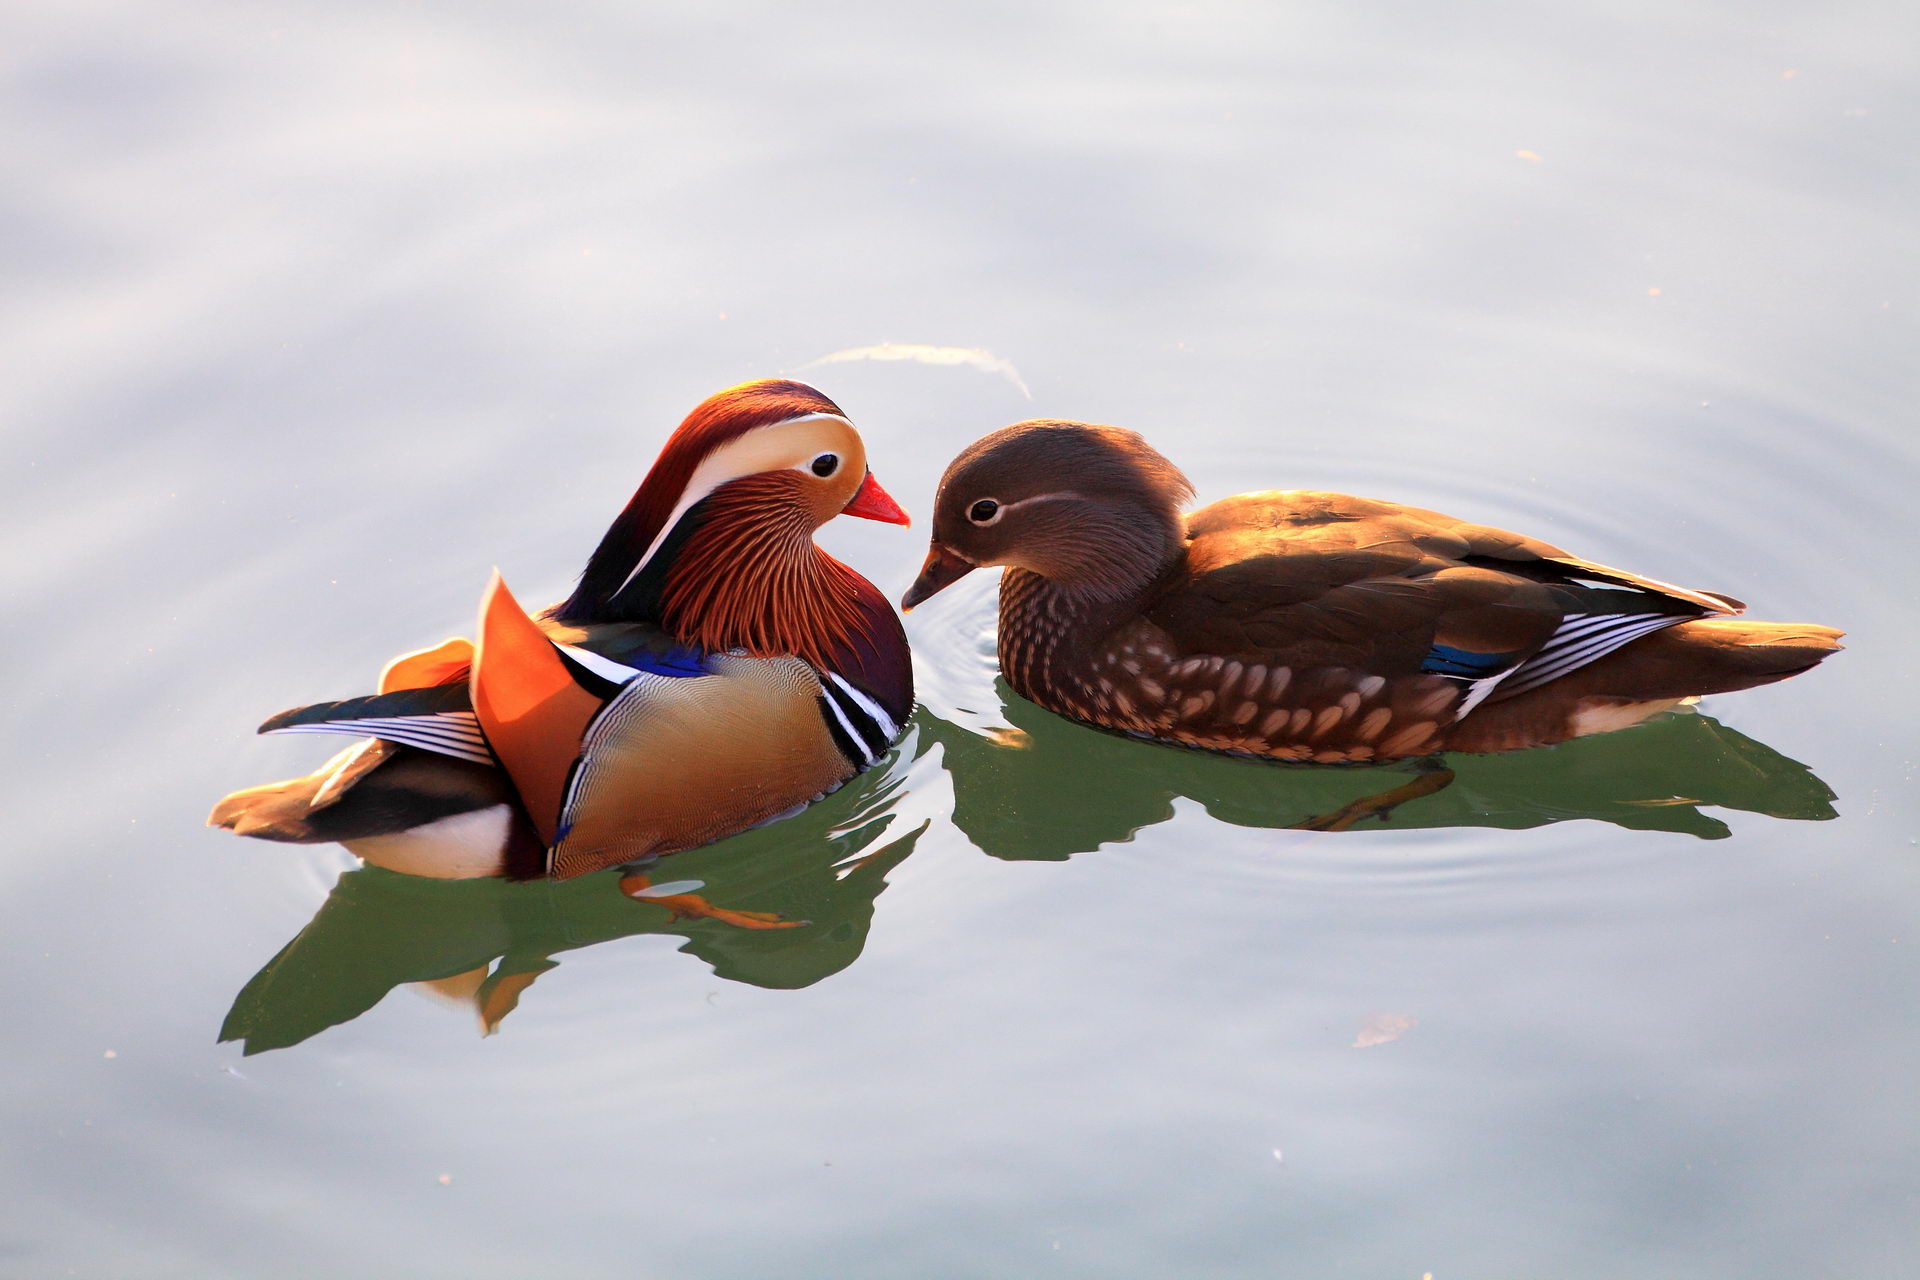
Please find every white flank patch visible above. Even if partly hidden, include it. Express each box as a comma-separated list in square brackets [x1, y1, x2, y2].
[1568, 697, 1684, 736]
[344, 804, 511, 879]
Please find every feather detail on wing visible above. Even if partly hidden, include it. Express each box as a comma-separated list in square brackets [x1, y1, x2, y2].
[309, 737, 399, 811]
[1492, 611, 1698, 699]
[256, 576, 723, 852]
[1535, 555, 1745, 616]
[259, 683, 495, 766]
[1158, 490, 1749, 725]
[1431, 608, 1699, 718]
[377, 637, 475, 693]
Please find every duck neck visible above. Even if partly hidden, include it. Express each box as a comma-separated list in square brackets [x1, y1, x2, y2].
[667, 523, 909, 719]
[997, 558, 1173, 705]
[652, 478, 865, 666]
[560, 473, 911, 716]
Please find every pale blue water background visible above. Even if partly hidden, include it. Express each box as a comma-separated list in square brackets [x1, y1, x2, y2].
[4, 1, 1918, 1276]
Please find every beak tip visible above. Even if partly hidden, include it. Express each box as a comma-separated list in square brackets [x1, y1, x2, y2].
[900, 543, 974, 613]
[843, 472, 912, 526]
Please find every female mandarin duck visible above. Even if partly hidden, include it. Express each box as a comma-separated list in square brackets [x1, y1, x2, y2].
[210, 379, 913, 882]
[902, 421, 1840, 762]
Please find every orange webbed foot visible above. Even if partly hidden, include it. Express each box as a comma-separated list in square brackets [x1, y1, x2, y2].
[1292, 765, 1456, 832]
[618, 874, 808, 930]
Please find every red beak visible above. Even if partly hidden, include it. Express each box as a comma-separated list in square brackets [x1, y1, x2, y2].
[841, 472, 911, 526]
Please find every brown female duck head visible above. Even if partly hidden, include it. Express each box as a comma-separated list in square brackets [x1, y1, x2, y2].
[903, 420, 1194, 609]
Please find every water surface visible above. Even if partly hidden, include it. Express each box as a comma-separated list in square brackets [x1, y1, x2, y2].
[4, 1, 1917, 1276]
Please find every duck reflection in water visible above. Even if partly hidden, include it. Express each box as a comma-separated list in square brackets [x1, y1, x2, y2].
[918, 680, 1835, 860]
[221, 750, 925, 1055]
[225, 699, 1833, 1053]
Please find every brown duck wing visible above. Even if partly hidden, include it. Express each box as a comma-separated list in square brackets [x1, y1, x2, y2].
[1146, 491, 1734, 712]
[1453, 524, 1744, 615]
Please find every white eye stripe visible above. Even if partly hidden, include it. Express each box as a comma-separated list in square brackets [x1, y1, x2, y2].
[970, 491, 1088, 522]
[1002, 491, 1087, 510]
[613, 413, 855, 598]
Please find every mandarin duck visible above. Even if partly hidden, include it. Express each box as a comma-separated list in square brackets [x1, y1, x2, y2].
[209, 379, 913, 881]
[902, 421, 1840, 762]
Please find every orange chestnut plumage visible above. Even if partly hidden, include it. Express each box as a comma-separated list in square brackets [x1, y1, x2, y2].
[652, 469, 900, 675]
[210, 378, 914, 882]
[572, 380, 854, 594]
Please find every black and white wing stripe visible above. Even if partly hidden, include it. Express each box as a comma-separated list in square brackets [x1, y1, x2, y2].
[1494, 611, 1690, 699]
[256, 642, 660, 770]
[268, 710, 495, 766]
[1447, 610, 1695, 720]
[817, 671, 901, 767]
[259, 684, 496, 766]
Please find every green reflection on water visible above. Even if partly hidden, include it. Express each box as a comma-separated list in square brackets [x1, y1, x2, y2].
[928, 680, 1836, 859]
[223, 698, 1832, 1054]
[221, 757, 924, 1055]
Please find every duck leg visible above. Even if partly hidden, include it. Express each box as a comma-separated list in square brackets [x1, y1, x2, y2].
[477, 964, 555, 1034]
[1292, 759, 1456, 832]
[616, 873, 808, 930]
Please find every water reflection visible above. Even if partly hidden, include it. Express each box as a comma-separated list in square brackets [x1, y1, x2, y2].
[226, 693, 1833, 1053]
[923, 681, 1836, 859]
[221, 741, 925, 1055]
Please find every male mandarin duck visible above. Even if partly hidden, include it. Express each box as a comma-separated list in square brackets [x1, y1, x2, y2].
[902, 421, 1840, 762]
[209, 379, 913, 882]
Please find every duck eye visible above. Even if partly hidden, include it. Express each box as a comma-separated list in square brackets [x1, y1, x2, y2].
[810, 453, 840, 478]
[968, 498, 1001, 525]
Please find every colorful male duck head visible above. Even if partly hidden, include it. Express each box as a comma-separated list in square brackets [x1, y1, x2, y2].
[903, 419, 1193, 609]
[558, 378, 908, 639]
